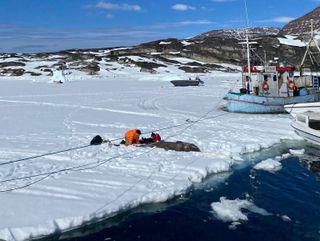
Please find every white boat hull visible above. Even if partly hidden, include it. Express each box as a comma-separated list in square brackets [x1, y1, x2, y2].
[285, 102, 320, 117]
[291, 113, 320, 145]
[292, 123, 320, 145]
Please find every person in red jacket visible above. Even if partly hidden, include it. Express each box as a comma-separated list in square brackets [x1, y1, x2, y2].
[151, 132, 161, 142]
[125, 129, 141, 145]
[138, 132, 162, 144]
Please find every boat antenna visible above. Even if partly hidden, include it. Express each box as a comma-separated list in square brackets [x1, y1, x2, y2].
[244, 0, 250, 29]
[244, 0, 251, 79]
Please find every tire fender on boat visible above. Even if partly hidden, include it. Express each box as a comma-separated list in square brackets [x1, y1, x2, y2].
[262, 81, 269, 91]
[288, 80, 295, 90]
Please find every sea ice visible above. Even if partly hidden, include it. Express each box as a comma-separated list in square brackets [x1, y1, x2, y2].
[254, 159, 282, 172]
[0, 59, 297, 240]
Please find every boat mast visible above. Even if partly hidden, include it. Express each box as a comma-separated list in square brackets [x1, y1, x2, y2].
[244, 0, 251, 79]
[246, 33, 251, 77]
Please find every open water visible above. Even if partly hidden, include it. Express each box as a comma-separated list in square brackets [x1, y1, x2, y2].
[47, 141, 320, 241]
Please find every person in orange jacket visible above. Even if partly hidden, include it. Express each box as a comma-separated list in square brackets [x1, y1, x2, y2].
[125, 129, 141, 145]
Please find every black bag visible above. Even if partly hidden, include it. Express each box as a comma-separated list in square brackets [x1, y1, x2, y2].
[90, 135, 103, 145]
[140, 137, 154, 144]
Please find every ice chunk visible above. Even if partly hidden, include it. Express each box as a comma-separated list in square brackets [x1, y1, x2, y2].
[211, 197, 271, 224]
[254, 159, 282, 172]
[289, 149, 305, 155]
[281, 215, 292, 222]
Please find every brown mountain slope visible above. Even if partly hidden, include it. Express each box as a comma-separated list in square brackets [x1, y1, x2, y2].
[279, 7, 320, 35]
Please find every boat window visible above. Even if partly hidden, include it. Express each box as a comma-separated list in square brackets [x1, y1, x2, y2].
[309, 120, 320, 130]
[273, 75, 277, 81]
[264, 75, 269, 81]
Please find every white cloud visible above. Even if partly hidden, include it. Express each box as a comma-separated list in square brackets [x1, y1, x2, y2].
[273, 17, 295, 23]
[149, 20, 215, 29]
[257, 16, 295, 23]
[95, 1, 142, 11]
[172, 4, 196, 11]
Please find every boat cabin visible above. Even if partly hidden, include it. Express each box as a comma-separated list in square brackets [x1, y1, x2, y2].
[242, 65, 319, 98]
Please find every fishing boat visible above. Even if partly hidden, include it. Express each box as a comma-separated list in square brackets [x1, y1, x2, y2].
[291, 111, 320, 145]
[224, 66, 320, 113]
[224, 11, 320, 113]
[170, 76, 204, 87]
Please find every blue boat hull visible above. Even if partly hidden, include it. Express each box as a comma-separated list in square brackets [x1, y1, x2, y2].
[225, 92, 320, 113]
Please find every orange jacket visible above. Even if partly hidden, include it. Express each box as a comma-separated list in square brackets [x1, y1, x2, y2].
[125, 129, 140, 145]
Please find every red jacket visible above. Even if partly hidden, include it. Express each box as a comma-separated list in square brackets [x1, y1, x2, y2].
[152, 133, 161, 142]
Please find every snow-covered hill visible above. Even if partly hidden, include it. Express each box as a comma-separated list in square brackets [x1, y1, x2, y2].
[0, 33, 311, 81]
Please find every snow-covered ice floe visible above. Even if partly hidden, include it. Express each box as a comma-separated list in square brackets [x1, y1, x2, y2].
[0, 70, 299, 240]
[254, 158, 282, 172]
[211, 197, 271, 228]
[289, 149, 305, 155]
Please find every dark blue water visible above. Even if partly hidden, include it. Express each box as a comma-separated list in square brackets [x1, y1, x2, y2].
[49, 143, 320, 241]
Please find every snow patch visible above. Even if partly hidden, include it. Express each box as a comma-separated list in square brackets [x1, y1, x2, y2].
[277, 36, 305, 47]
[159, 41, 171, 45]
[168, 57, 204, 64]
[181, 40, 193, 46]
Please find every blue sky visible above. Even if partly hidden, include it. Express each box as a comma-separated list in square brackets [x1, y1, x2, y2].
[0, 0, 319, 53]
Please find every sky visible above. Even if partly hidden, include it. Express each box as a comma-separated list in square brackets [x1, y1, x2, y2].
[0, 0, 319, 53]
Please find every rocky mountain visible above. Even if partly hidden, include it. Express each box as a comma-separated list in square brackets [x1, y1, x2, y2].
[279, 7, 320, 35]
[0, 33, 308, 79]
[117, 34, 304, 65]
[195, 27, 280, 40]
